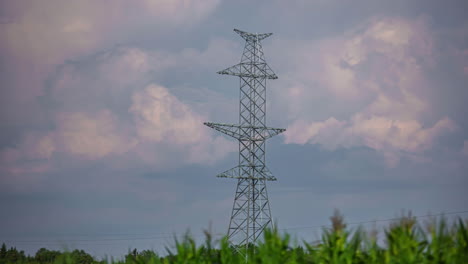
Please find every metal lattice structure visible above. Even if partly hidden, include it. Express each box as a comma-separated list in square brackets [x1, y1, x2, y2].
[204, 29, 285, 250]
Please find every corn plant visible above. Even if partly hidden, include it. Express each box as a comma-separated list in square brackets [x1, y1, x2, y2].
[2, 212, 468, 264]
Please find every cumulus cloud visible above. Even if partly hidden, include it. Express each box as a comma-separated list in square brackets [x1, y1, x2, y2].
[46, 40, 238, 112]
[1, 0, 220, 65]
[0, 39, 237, 190]
[280, 16, 457, 166]
[0, 132, 54, 168]
[0, 132, 54, 191]
[286, 115, 456, 167]
[131, 85, 204, 145]
[1, 110, 134, 171]
[56, 110, 136, 159]
[0, 81, 234, 189]
[0, 0, 221, 131]
[129, 84, 235, 165]
[0, 0, 235, 176]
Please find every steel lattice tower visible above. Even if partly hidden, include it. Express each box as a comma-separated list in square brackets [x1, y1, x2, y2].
[204, 29, 285, 249]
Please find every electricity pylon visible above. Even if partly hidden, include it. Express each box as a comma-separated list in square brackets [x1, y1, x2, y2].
[204, 29, 285, 251]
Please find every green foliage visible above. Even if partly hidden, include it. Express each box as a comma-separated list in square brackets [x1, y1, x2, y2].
[2, 212, 468, 264]
[0, 244, 7, 260]
[254, 227, 294, 263]
[124, 249, 162, 264]
[384, 212, 426, 264]
[305, 210, 365, 264]
[35, 248, 62, 264]
[69, 250, 94, 264]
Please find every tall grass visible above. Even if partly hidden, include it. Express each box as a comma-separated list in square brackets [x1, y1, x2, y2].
[2, 212, 467, 263]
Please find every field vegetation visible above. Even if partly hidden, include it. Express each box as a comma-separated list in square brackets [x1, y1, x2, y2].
[1, 211, 467, 264]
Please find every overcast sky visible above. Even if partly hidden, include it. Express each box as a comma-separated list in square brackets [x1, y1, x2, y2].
[1, 0, 468, 258]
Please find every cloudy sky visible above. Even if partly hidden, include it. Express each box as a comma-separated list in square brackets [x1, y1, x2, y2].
[1, 0, 468, 258]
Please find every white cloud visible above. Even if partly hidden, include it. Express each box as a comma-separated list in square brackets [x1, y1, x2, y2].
[130, 84, 235, 165]
[0, 0, 220, 104]
[280, 17, 456, 166]
[0, 81, 235, 185]
[130, 85, 204, 145]
[17, 81, 234, 165]
[0, 132, 56, 165]
[0, 132, 55, 191]
[1, 0, 220, 62]
[0, 35, 239, 186]
[56, 110, 137, 159]
[285, 117, 347, 147]
[285, 115, 456, 167]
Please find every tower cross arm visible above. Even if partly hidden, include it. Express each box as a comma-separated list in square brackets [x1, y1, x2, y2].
[216, 165, 277, 181]
[217, 63, 278, 79]
[204, 122, 242, 140]
[234, 29, 273, 41]
[204, 122, 286, 141]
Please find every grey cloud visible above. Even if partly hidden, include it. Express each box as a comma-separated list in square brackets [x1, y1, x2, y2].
[1, 0, 468, 258]
[268, 16, 464, 166]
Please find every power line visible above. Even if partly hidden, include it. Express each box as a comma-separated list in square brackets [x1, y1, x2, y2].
[4, 209, 468, 245]
[281, 210, 468, 231]
[2, 233, 225, 245]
